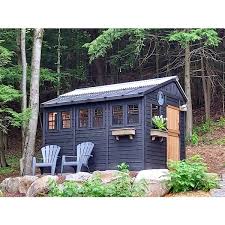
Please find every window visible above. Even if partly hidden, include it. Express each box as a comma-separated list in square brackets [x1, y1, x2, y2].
[128, 104, 139, 124]
[112, 105, 123, 125]
[152, 104, 160, 117]
[48, 112, 57, 130]
[61, 112, 71, 129]
[93, 108, 103, 128]
[79, 109, 89, 128]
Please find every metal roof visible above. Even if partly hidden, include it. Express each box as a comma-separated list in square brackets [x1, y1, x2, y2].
[42, 76, 185, 107]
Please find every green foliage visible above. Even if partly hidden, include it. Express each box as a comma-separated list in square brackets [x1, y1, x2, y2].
[117, 162, 129, 172]
[48, 171, 147, 197]
[168, 155, 219, 193]
[152, 115, 167, 131]
[0, 66, 59, 88]
[83, 29, 146, 68]
[0, 42, 13, 66]
[0, 84, 21, 104]
[187, 132, 199, 146]
[0, 154, 20, 175]
[168, 29, 221, 47]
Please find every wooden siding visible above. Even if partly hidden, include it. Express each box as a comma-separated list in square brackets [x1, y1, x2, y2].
[144, 81, 186, 169]
[108, 98, 144, 171]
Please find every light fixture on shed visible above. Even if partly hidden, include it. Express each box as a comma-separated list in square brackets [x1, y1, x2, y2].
[179, 104, 187, 111]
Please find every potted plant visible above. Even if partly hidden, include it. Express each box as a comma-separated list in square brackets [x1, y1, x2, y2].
[150, 115, 168, 141]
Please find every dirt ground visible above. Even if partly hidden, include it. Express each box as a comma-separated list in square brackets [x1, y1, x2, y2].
[187, 144, 225, 175]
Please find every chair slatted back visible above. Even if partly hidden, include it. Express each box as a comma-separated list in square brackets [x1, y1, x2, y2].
[77, 142, 94, 165]
[41, 145, 60, 163]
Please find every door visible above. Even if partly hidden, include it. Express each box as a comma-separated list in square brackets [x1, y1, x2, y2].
[166, 105, 180, 162]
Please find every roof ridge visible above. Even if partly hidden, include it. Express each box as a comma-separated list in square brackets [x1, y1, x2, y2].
[60, 76, 177, 97]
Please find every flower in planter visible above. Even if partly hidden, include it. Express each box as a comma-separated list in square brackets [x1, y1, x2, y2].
[152, 115, 167, 131]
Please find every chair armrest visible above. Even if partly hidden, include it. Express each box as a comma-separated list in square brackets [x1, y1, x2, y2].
[83, 154, 93, 157]
[63, 155, 77, 158]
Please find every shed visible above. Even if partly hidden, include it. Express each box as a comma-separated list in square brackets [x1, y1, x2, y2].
[41, 76, 187, 172]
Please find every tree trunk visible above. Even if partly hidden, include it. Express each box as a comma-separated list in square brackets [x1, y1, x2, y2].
[21, 28, 27, 152]
[155, 38, 159, 76]
[201, 56, 210, 120]
[0, 130, 8, 167]
[16, 30, 22, 65]
[57, 29, 61, 96]
[21, 29, 44, 175]
[184, 43, 193, 137]
[94, 58, 104, 85]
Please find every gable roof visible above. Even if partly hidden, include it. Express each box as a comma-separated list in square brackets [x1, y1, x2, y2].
[41, 76, 187, 108]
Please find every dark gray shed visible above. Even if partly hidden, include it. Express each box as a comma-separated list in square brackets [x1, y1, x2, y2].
[41, 76, 187, 172]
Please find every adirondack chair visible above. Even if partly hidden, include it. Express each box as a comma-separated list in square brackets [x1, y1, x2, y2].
[61, 142, 94, 174]
[32, 145, 61, 176]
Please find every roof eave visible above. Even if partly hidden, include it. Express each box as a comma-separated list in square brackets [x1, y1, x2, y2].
[41, 93, 145, 108]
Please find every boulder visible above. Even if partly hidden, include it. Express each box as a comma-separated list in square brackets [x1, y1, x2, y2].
[26, 175, 59, 197]
[134, 169, 170, 197]
[0, 177, 21, 193]
[19, 176, 38, 194]
[65, 172, 92, 182]
[92, 170, 120, 183]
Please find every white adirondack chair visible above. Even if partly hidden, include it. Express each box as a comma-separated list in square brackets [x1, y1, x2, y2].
[61, 142, 94, 174]
[32, 145, 61, 176]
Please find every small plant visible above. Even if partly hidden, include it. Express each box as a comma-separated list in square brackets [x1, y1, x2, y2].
[152, 115, 167, 131]
[117, 162, 129, 172]
[48, 171, 148, 197]
[190, 132, 199, 146]
[168, 155, 219, 193]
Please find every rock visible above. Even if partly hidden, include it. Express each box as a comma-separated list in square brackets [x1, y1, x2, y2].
[65, 172, 92, 182]
[92, 170, 120, 183]
[26, 175, 59, 197]
[19, 176, 38, 194]
[134, 169, 170, 197]
[0, 177, 21, 193]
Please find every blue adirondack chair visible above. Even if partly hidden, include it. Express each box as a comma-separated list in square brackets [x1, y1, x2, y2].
[32, 145, 61, 176]
[61, 142, 94, 174]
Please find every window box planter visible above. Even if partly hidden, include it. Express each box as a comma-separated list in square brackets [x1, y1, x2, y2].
[111, 128, 136, 140]
[150, 129, 168, 142]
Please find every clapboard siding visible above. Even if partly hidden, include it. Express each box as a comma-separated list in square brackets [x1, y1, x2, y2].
[144, 81, 186, 169]
[108, 98, 144, 171]
[75, 102, 108, 171]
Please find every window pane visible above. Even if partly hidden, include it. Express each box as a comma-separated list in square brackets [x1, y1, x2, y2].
[152, 104, 160, 117]
[128, 104, 139, 124]
[93, 108, 103, 128]
[48, 112, 57, 130]
[79, 109, 89, 128]
[112, 105, 123, 125]
[62, 112, 71, 129]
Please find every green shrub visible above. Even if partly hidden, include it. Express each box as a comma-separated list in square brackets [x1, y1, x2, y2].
[190, 132, 199, 145]
[117, 162, 129, 172]
[48, 171, 147, 197]
[168, 155, 219, 193]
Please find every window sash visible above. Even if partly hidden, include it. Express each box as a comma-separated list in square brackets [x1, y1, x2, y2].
[112, 105, 123, 125]
[62, 112, 71, 129]
[93, 108, 103, 128]
[79, 109, 89, 128]
[48, 112, 57, 130]
[127, 104, 139, 124]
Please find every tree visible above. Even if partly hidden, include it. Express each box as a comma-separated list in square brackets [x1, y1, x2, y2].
[20, 28, 27, 151]
[168, 29, 220, 137]
[21, 28, 44, 175]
